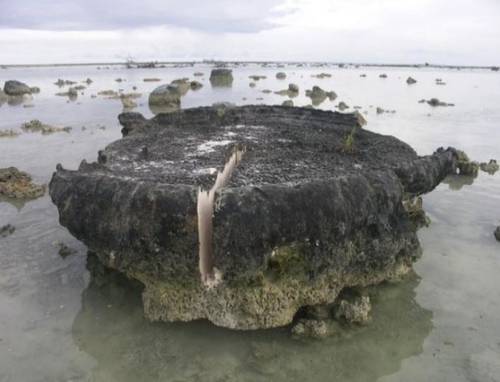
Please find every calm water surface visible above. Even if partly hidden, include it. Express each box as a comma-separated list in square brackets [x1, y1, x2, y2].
[0, 64, 499, 381]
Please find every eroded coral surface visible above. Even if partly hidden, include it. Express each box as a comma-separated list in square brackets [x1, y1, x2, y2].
[50, 105, 458, 329]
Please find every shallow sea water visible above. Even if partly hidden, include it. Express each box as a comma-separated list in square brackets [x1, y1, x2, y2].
[0, 63, 499, 382]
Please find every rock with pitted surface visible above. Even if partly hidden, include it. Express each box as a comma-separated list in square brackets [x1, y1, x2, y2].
[3, 80, 32, 96]
[50, 105, 460, 330]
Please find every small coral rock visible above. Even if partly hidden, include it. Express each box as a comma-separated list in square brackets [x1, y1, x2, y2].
[335, 295, 371, 324]
[0, 167, 46, 199]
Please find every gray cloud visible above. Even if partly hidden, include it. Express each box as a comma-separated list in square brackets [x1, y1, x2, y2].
[1, 0, 499, 65]
[0, 0, 288, 33]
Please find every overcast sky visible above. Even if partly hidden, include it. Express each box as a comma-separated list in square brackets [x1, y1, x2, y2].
[1, 0, 499, 65]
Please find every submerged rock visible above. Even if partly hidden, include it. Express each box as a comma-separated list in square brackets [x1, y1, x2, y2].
[403, 196, 430, 229]
[121, 96, 137, 109]
[288, 83, 299, 93]
[148, 84, 182, 112]
[56, 87, 78, 100]
[0, 167, 46, 199]
[275, 83, 299, 98]
[170, 78, 191, 95]
[291, 319, 337, 339]
[480, 159, 499, 175]
[276, 72, 287, 79]
[98, 89, 118, 97]
[406, 77, 417, 84]
[334, 294, 371, 324]
[312, 73, 332, 79]
[54, 79, 76, 87]
[456, 150, 479, 176]
[49, 105, 459, 330]
[337, 101, 349, 111]
[427, 98, 454, 107]
[306, 86, 337, 105]
[190, 80, 203, 90]
[210, 69, 233, 87]
[57, 242, 77, 258]
[3, 80, 32, 96]
[282, 100, 293, 107]
[0, 224, 15, 238]
[0, 129, 20, 138]
[249, 75, 266, 81]
[21, 120, 71, 134]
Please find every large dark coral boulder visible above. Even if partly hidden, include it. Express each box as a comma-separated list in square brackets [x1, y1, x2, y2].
[3, 80, 32, 96]
[49, 105, 458, 329]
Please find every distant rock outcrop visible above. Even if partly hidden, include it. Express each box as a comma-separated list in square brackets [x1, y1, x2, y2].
[210, 69, 233, 87]
[3, 80, 32, 96]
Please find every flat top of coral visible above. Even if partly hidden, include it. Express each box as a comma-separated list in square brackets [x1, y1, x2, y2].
[96, 105, 418, 189]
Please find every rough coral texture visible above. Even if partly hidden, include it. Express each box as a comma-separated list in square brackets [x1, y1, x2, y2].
[49, 105, 458, 330]
[0, 167, 46, 199]
[334, 294, 371, 324]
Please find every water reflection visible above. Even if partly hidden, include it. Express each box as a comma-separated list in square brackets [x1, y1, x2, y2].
[73, 253, 432, 382]
[6, 94, 33, 106]
[443, 174, 477, 191]
[148, 103, 180, 115]
[0, 195, 29, 211]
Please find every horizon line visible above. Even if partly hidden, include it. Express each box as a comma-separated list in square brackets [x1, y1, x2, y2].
[1, 60, 499, 70]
